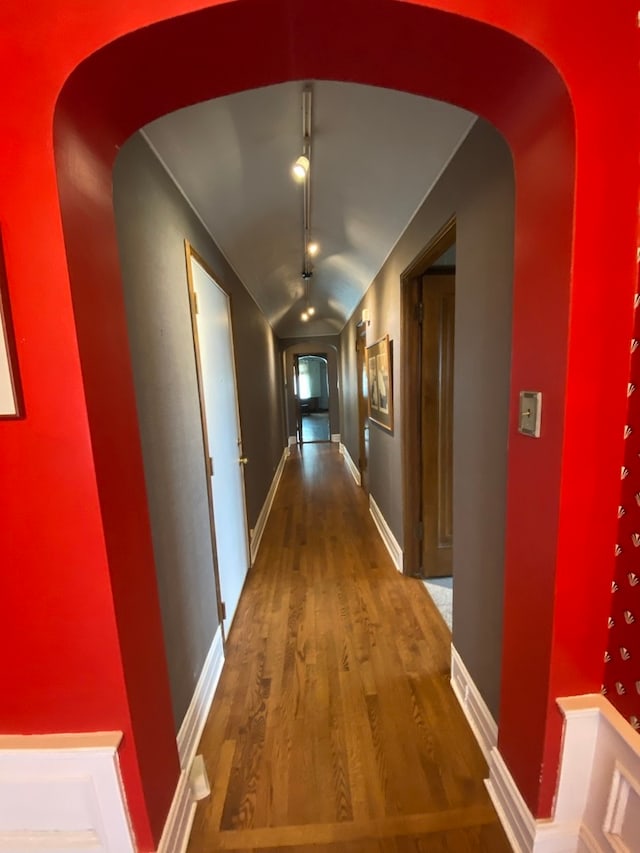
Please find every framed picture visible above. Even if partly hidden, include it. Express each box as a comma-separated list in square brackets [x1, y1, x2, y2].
[367, 335, 393, 431]
[0, 229, 23, 419]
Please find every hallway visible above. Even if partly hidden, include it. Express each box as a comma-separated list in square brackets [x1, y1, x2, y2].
[187, 444, 510, 852]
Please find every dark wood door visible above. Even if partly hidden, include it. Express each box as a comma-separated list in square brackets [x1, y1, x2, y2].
[356, 323, 369, 492]
[421, 273, 454, 577]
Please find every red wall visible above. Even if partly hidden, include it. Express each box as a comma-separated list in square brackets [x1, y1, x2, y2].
[605, 266, 640, 724]
[0, 0, 637, 846]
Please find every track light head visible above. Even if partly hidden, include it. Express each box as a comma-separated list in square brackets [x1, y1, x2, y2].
[292, 155, 310, 182]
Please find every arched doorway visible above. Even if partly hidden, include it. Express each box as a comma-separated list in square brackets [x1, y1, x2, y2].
[45, 0, 635, 845]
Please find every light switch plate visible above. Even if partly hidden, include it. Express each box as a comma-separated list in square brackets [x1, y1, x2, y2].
[519, 391, 542, 437]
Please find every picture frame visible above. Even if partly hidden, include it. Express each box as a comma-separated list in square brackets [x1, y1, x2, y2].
[367, 334, 393, 432]
[0, 229, 23, 419]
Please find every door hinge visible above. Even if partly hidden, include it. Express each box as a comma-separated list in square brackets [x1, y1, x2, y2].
[206, 455, 214, 477]
[191, 291, 199, 314]
[414, 302, 424, 324]
[416, 520, 424, 541]
[220, 601, 227, 621]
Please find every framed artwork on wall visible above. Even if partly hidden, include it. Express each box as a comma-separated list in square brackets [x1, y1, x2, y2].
[367, 334, 393, 432]
[0, 229, 23, 418]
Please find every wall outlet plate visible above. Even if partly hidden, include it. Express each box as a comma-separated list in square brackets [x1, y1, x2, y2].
[519, 391, 542, 437]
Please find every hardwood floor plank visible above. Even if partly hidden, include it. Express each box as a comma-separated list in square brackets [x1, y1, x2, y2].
[186, 444, 511, 852]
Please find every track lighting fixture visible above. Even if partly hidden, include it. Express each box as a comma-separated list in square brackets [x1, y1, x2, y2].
[292, 155, 309, 182]
[293, 85, 320, 324]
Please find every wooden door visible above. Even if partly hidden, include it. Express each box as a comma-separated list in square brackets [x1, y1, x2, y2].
[421, 273, 454, 577]
[187, 248, 251, 638]
[356, 323, 369, 492]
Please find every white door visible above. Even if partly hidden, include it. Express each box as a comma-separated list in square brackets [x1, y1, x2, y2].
[190, 254, 250, 638]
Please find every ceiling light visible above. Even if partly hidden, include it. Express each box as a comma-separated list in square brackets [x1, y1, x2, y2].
[301, 311, 309, 322]
[307, 241, 319, 257]
[307, 306, 316, 316]
[292, 155, 309, 182]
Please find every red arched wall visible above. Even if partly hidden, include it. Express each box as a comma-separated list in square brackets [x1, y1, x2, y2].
[0, 0, 637, 847]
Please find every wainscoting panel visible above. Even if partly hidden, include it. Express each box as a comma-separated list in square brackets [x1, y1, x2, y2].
[0, 732, 134, 852]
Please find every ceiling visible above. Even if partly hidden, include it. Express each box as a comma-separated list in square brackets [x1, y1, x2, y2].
[143, 81, 475, 339]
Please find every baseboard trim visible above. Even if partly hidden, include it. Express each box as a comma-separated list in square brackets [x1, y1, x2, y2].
[331, 433, 340, 443]
[165, 627, 223, 852]
[0, 732, 134, 852]
[156, 768, 197, 853]
[177, 625, 224, 768]
[288, 435, 297, 447]
[485, 747, 536, 853]
[250, 446, 289, 565]
[339, 442, 361, 486]
[369, 495, 403, 572]
[449, 645, 497, 762]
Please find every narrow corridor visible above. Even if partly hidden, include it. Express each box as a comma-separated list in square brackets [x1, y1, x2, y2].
[187, 444, 510, 852]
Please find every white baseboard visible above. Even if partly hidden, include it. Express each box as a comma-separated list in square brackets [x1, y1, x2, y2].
[0, 732, 134, 852]
[288, 435, 297, 447]
[177, 626, 224, 768]
[369, 495, 403, 572]
[331, 433, 340, 443]
[339, 442, 361, 486]
[450, 645, 497, 762]
[156, 767, 197, 853]
[163, 626, 224, 853]
[486, 746, 537, 853]
[250, 446, 289, 565]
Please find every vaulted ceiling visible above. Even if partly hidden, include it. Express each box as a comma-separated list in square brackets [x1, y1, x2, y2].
[143, 81, 475, 339]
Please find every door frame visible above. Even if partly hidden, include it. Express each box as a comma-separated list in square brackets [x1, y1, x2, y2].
[401, 216, 456, 577]
[356, 321, 369, 492]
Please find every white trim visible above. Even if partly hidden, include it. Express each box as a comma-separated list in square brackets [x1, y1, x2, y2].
[331, 433, 341, 443]
[369, 494, 403, 572]
[250, 446, 289, 565]
[156, 768, 196, 853]
[177, 625, 225, 768]
[288, 435, 297, 447]
[162, 627, 223, 853]
[485, 747, 536, 853]
[0, 732, 134, 852]
[339, 442, 361, 486]
[449, 645, 497, 761]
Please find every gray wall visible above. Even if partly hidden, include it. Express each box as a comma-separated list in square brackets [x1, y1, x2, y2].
[339, 119, 514, 719]
[113, 132, 286, 731]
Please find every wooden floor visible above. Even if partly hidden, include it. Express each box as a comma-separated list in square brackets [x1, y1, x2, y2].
[187, 444, 511, 852]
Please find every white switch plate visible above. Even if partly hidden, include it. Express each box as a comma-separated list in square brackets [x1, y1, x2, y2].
[519, 391, 542, 437]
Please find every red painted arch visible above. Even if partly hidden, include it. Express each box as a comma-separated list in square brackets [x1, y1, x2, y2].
[0, 0, 635, 847]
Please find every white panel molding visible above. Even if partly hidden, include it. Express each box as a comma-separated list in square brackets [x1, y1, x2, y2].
[339, 442, 361, 486]
[177, 625, 224, 768]
[250, 446, 289, 565]
[0, 732, 134, 852]
[481, 693, 640, 853]
[558, 695, 640, 853]
[369, 494, 403, 573]
[331, 433, 341, 443]
[449, 645, 497, 762]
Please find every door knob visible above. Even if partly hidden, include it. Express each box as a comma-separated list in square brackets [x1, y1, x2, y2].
[239, 456, 248, 465]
